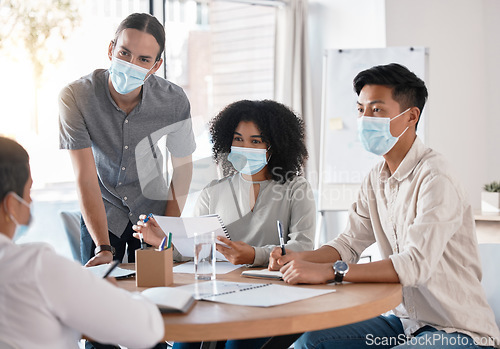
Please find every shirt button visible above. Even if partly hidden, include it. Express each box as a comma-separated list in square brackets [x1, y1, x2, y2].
[124, 145, 129, 150]
[121, 167, 125, 171]
[129, 212, 133, 216]
[124, 197, 128, 201]
[118, 182, 122, 185]
[125, 120, 129, 124]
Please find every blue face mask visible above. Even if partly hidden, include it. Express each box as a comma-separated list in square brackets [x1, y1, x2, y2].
[109, 57, 154, 95]
[5, 192, 33, 242]
[357, 108, 410, 156]
[227, 146, 269, 175]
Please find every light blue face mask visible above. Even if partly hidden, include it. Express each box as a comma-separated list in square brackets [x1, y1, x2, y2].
[227, 146, 269, 175]
[5, 192, 33, 242]
[357, 108, 410, 156]
[109, 57, 154, 95]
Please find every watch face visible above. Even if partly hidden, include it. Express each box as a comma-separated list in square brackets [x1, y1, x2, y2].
[334, 260, 349, 273]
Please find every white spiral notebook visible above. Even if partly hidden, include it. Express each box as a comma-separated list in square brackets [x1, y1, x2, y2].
[153, 214, 229, 258]
[176, 280, 336, 307]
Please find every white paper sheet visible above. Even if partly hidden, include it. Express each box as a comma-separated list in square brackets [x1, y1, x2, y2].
[176, 280, 336, 307]
[153, 214, 228, 259]
[86, 264, 135, 279]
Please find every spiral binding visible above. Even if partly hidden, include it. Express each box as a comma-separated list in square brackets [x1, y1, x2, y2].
[215, 214, 230, 239]
[202, 283, 271, 299]
[206, 214, 230, 240]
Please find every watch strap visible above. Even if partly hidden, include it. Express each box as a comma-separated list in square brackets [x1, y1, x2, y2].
[334, 270, 345, 284]
[94, 244, 115, 256]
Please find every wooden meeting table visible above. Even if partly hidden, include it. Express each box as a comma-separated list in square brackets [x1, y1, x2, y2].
[117, 263, 402, 342]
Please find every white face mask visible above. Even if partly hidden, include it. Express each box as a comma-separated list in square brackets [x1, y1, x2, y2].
[109, 56, 155, 95]
[357, 108, 410, 156]
[4, 192, 33, 241]
[227, 146, 270, 175]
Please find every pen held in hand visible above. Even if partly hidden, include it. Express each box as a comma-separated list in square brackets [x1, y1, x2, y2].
[102, 260, 120, 278]
[143, 213, 153, 223]
[277, 220, 286, 256]
[139, 232, 147, 250]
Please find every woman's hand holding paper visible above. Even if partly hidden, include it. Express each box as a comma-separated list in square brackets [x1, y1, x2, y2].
[216, 236, 256, 265]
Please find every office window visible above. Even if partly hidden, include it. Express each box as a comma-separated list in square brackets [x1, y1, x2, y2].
[0, 0, 151, 257]
[163, 0, 277, 213]
[164, 0, 276, 143]
[0, 0, 277, 256]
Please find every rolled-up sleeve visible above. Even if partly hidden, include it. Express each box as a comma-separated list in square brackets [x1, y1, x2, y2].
[58, 86, 92, 150]
[166, 96, 196, 158]
[389, 174, 462, 287]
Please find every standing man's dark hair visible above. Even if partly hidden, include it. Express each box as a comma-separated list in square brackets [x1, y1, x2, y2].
[113, 13, 165, 61]
[353, 63, 428, 129]
[0, 137, 30, 201]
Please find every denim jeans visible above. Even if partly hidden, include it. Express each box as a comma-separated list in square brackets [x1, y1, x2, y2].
[294, 315, 494, 349]
[80, 217, 141, 265]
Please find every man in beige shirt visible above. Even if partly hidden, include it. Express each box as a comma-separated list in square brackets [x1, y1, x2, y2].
[270, 63, 500, 348]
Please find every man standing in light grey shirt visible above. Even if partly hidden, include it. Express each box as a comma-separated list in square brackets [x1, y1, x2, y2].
[59, 13, 196, 269]
[270, 63, 499, 348]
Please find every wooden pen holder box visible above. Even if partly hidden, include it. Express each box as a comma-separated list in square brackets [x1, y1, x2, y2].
[135, 247, 173, 287]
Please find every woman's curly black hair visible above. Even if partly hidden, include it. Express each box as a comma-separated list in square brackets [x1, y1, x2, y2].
[209, 99, 308, 183]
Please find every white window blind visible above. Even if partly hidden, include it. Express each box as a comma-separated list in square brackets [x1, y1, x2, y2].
[209, 1, 276, 114]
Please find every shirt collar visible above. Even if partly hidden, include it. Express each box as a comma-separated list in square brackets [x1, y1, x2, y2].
[379, 137, 429, 183]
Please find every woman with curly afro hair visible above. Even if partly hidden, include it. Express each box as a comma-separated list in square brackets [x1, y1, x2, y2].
[190, 99, 316, 268]
[211, 99, 308, 183]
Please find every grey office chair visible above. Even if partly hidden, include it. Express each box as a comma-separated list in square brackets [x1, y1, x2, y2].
[479, 243, 500, 329]
[59, 210, 82, 262]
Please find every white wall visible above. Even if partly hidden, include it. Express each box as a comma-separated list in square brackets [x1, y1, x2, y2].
[308, 0, 500, 210]
[307, 0, 386, 183]
[385, 0, 500, 209]
[483, 0, 500, 191]
[308, 0, 386, 242]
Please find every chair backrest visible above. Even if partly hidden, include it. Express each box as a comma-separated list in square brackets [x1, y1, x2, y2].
[479, 243, 500, 329]
[59, 210, 82, 262]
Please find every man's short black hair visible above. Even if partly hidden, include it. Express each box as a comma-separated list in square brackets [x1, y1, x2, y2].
[353, 63, 428, 129]
[0, 137, 30, 202]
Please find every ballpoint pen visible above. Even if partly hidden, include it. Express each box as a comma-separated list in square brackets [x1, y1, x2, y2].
[143, 213, 153, 223]
[277, 220, 286, 255]
[159, 236, 167, 251]
[140, 213, 153, 249]
[102, 260, 120, 278]
[139, 232, 147, 249]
